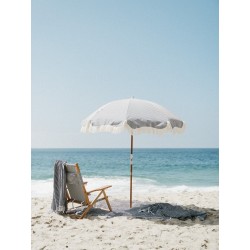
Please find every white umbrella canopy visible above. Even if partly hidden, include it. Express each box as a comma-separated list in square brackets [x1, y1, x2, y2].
[81, 98, 185, 207]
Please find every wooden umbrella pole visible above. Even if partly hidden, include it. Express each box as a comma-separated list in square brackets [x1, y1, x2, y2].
[130, 134, 133, 208]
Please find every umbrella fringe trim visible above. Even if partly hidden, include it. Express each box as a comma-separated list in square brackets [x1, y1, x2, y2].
[81, 121, 185, 135]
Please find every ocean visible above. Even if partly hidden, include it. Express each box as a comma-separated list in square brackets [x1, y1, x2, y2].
[31, 148, 219, 197]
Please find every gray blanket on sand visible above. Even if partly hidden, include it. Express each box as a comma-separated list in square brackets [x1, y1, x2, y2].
[74, 202, 207, 221]
[51, 160, 67, 214]
[126, 203, 207, 221]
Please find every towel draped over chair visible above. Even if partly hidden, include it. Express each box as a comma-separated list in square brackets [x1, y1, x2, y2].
[51, 160, 67, 214]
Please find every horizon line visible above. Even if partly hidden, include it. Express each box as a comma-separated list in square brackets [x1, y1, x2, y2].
[31, 147, 219, 149]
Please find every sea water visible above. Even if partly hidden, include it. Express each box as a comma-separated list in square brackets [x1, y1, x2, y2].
[31, 148, 218, 197]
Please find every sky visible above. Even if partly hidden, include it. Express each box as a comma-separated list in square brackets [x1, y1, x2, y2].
[32, 0, 218, 148]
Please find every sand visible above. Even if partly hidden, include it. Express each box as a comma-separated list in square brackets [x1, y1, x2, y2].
[31, 190, 218, 250]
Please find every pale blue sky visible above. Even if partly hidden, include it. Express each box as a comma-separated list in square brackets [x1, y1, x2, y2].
[32, 0, 218, 148]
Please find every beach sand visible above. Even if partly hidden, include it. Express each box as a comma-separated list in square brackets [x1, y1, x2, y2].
[31, 190, 218, 250]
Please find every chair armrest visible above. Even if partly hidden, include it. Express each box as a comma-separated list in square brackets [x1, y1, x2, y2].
[83, 182, 88, 185]
[87, 185, 112, 194]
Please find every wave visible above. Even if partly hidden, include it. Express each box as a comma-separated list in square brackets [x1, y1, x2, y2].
[31, 176, 218, 198]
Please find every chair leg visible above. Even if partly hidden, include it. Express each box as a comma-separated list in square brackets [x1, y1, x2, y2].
[78, 204, 93, 219]
[103, 190, 112, 211]
[78, 191, 103, 219]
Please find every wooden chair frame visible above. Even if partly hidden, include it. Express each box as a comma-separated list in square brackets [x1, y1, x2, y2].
[66, 163, 112, 219]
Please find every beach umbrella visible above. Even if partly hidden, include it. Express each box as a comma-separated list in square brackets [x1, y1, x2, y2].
[81, 98, 185, 208]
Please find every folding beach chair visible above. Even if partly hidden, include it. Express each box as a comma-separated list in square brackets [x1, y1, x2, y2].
[65, 163, 112, 219]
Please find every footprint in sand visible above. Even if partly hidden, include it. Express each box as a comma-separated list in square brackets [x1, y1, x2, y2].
[32, 216, 41, 219]
[44, 220, 52, 224]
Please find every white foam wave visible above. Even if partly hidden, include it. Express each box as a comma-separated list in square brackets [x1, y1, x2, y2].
[31, 177, 218, 198]
[31, 179, 53, 197]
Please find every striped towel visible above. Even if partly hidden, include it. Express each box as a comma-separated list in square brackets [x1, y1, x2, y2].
[51, 160, 67, 214]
